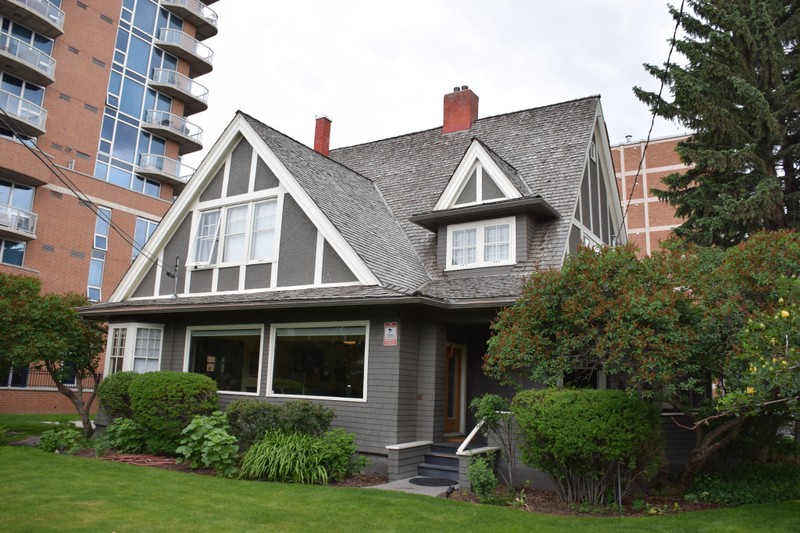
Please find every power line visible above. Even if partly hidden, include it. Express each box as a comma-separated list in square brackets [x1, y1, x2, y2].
[0, 106, 174, 278]
[617, 0, 685, 240]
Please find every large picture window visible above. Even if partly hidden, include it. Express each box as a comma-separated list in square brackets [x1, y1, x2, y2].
[269, 323, 368, 401]
[446, 217, 515, 270]
[187, 327, 262, 394]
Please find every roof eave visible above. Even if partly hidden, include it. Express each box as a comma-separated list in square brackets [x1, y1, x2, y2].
[409, 196, 560, 231]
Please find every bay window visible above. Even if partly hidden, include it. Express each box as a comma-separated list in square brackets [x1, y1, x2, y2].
[105, 323, 163, 375]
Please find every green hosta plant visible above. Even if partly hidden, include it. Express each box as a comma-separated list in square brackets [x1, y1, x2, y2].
[102, 417, 145, 454]
[176, 411, 239, 477]
[39, 422, 89, 454]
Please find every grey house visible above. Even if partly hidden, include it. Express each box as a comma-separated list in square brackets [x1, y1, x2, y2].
[83, 87, 625, 480]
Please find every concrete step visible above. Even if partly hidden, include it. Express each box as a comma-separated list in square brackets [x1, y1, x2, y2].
[417, 462, 459, 481]
[423, 451, 459, 468]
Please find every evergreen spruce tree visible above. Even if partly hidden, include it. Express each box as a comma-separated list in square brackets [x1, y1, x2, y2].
[634, 0, 800, 246]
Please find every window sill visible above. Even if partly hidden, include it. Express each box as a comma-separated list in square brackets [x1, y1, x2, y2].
[445, 261, 516, 272]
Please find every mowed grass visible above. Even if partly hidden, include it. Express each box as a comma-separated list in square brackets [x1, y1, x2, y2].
[2, 446, 799, 533]
[0, 413, 86, 440]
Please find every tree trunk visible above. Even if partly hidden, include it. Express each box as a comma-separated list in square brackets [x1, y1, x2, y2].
[678, 417, 744, 491]
[45, 362, 98, 438]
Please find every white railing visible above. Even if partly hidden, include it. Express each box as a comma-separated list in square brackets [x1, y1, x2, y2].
[161, 0, 218, 28]
[0, 203, 37, 235]
[10, 0, 65, 31]
[0, 32, 56, 79]
[150, 68, 209, 104]
[143, 110, 203, 144]
[157, 28, 213, 64]
[0, 89, 47, 132]
[137, 153, 195, 183]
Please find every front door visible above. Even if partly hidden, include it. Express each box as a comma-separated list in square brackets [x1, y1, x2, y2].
[444, 342, 466, 435]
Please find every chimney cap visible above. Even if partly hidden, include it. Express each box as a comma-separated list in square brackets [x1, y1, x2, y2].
[461, 85, 469, 90]
[453, 86, 460, 92]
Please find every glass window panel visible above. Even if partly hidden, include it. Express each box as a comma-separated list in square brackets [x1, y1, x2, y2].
[22, 84, 43, 106]
[87, 286, 100, 302]
[127, 35, 150, 75]
[109, 71, 123, 98]
[101, 114, 115, 141]
[120, 77, 144, 118]
[115, 28, 129, 54]
[133, 327, 161, 373]
[94, 161, 109, 180]
[143, 179, 160, 198]
[189, 330, 262, 393]
[194, 210, 220, 263]
[10, 184, 33, 210]
[88, 257, 104, 287]
[133, 0, 157, 34]
[1, 240, 25, 266]
[108, 166, 132, 188]
[95, 207, 111, 237]
[0, 181, 10, 205]
[223, 205, 248, 262]
[33, 33, 52, 55]
[250, 200, 277, 261]
[272, 326, 366, 399]
[1, 73, 23, 96]
[112, 121, 137, 163]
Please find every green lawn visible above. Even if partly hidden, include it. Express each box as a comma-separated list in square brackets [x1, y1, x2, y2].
[2, 447, 799, 532]
[0, 413, 86, 441]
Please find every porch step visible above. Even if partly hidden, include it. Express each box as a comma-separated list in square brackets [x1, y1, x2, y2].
[416, 441, 461, 482]
[417, 462, 459, 481]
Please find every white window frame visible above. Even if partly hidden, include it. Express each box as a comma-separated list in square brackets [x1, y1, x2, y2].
[445, 217, 516, 270]
[183, 324, 264, 397]
[453, 162, 506, 207]
[191, 209, 221, 265]
[267, 321, 370, 403]
[249, 199, 278, 262]
[104, 323, 164, 375]
[221, 204, 249, 264]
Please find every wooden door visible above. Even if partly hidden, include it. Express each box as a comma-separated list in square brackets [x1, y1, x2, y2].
[444, 343, 466, 435]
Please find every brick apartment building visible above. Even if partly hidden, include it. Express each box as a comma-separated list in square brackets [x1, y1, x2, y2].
[611, 134, 690, 255]
[0, 0, 219, 412]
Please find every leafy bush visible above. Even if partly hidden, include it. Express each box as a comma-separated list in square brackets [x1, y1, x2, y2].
[512, 388, 662, 505]
[101, 417, 145, 454]
[226, 399, 334, 447]
[39, 422, 89, 454]
[97, 371, 139, 419]
[0, 425, 8, 445]
[468, 453, 499, 504]
[239, 428, 365, 484]
[176, 412, 239, 477]
[128, 371, 218, 455]
[470, 394, 517, 488]
[687, 463, 800, 506]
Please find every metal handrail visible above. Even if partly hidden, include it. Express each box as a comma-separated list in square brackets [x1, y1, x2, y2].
[0, 203, 37, 234]
[136, 153, 195, 183]
[150, 68, 209, 103]
[161, 0, 218, 27]
[143, 110, 203, 143]
[0, 88, 47, 130]
[9, 0, 65, 30]
[156, 28, 213, 63]
[0, 368, 100, 390]
[0, 32, 56, 78]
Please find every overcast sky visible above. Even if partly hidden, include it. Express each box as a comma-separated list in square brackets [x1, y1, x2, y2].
[184, 1, 688, 168]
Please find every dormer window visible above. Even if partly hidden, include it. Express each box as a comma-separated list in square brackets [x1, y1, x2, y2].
[453, 162, 506, 207]
[446, 217, 515, 270]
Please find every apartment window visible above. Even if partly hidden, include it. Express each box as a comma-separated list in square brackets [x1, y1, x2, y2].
[269, 323, 368, 401]
[187, 327, 262, 394]
[446, 217, 515, 270]
[132, 217, 158, 259]
[1, 239, 25, 267]
[105, 323, 163, 375]
[191, 199, 278, 266]
[87, 207, 111, 302]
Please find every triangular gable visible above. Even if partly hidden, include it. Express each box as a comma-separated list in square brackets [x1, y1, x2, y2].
[434, 139, 523, 210]
[110, 114, 379, 302]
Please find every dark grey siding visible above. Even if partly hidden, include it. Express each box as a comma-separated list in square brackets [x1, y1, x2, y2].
[200, 165, 225, 202]
[159, 215, 192, 296]
[321, 240, 357, 283]
[254, 157, 279, 191]
[415, 321, 446, 440]
[455, 170, 477, 204]
[189, 269, 212, 293]
[591, 152, 601, 235]
[568, 223, 581, 254]
[227, 139, 252, 197]
[132, 263, 156, 298]
[245, 263, 271, 289]
[217, 266, 239, 291]
[483, 174, 503, 200]
[599, 162, 610, 244]
[580, 166, 590, 225]
[277, 195, 316, 287]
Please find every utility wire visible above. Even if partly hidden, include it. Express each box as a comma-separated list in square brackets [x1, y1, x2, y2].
[0, 106, 173, 276]
[617, 0, 685, 240]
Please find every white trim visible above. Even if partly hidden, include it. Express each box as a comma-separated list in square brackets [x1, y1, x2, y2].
[126, 280, 363, 300]
[445, 216, 516, 271]
[385, 441, 433, 451]
[434, 139, 522, 210]
[313, 229, 324, 285]
[266, 320, 370, 403]
[183, 324, 265, 396]
[104, 323, 164, 375]
[248, 147, 258, 193]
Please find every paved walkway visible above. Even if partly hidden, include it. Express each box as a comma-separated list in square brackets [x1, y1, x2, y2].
[368, 477, 458, 497]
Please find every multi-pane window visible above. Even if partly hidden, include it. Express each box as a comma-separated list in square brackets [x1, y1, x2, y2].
[192, 199, 278, 266]
[447, 217, 515, 269]
[105, 323, 163, 374]
[0, 239, 24, 267]
[87, 207, 111, 302]
[132, 217, 158, 259]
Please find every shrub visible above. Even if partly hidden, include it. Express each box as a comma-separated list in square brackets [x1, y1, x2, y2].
[687, 463, 800, 506]
[97, 371, 139, 419]
[239, 428, 365, 484]
[512, 388, 662, 505]
[0, 425, 8, 445]
[128, 371, 218, 455]
[39, 422, 89, 454]
[102, 417, 146, 454]
[470, 394, 517, 488]
[226, 399, 334, 447]
[468, 453, 499, 504]
[176, 412, 239, 477]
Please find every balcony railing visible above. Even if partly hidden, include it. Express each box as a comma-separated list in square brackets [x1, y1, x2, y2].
[160, 0, 218, 40]
[142, 109, 203, 155]
[136, 153, 195, 188]
[149, 68, 208, 115]
[0, 88, 47, 136]
[0, 0, 65, 37]
[0, 32, 56, 85]
[0, 367, 100, 390]
[155, 28, 213, 77]
[0, 203, 37, 238]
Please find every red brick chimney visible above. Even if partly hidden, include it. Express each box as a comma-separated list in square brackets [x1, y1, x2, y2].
[443, 85, 479, 134]
[314, 115, 331, 156]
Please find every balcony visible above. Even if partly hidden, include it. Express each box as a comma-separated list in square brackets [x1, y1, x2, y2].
[155, 28, 213, 77]
[0, 203, 37, 240]
[149, 68, 208, 116]
[160, 0, 218, 40]
[0, 32, 56, 85]
[135, 153, 195, 189]
[0, 88, 46, 136]
[0, 0, 64, 38]
[141, 109, 203, 155]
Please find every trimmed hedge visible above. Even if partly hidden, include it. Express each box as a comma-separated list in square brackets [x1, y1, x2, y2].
[226, 399, 334, 447]
[128, 371, 218, 455]
[97, 371, 138, 419]
[512, 388, 662, 505]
